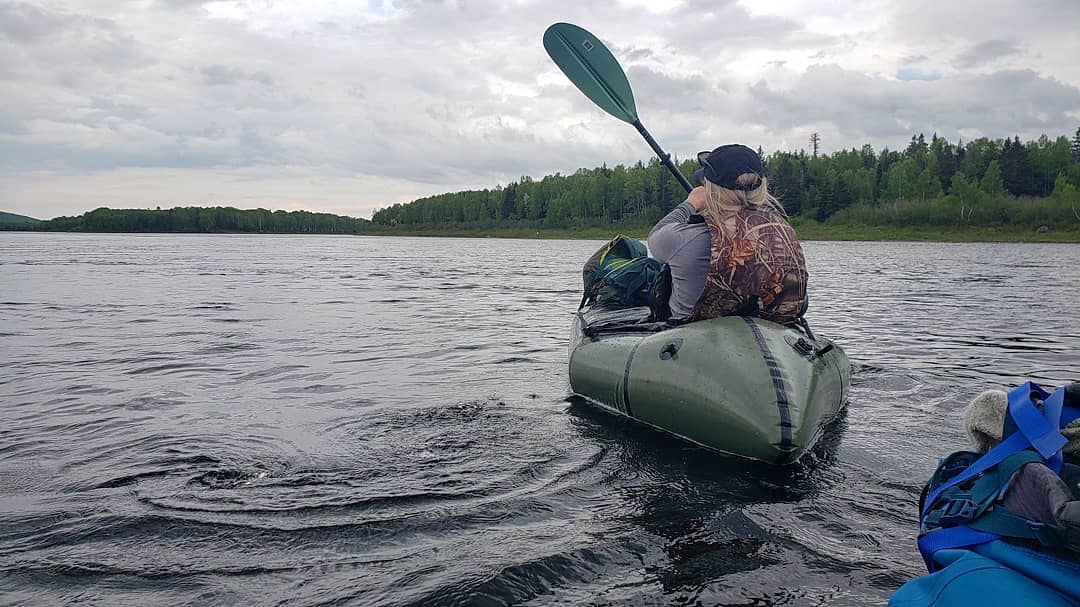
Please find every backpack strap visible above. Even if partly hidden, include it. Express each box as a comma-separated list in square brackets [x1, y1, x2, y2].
[923, 451, 1044, 531]
[917, 526, 1000, 571]
[917, 450, 1062, 571]
[1009, 382, 1066, 472]
[968, 506, 1065, 547]
[921, 431, 1034, 520]
[646, 263, 672, 323]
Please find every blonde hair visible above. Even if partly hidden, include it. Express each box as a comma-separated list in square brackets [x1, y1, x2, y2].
[703, 174, 787, 218]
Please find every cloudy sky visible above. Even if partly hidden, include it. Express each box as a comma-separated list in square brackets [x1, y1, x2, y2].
[2, 0, 1079, 219]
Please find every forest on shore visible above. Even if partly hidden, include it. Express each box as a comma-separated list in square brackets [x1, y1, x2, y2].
[6, 130, 1080, 241]
[370, 130, 1080, 239]
[3, 206, 370, 234]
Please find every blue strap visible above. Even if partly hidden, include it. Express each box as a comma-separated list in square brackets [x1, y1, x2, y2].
[1042, 387, 1066, 473]
[1007, 382, 1066, 460]
[921, 430, 1030, 519]
[917, 525, 1000, 572]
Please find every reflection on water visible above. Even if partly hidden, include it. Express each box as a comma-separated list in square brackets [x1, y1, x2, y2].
[1, 233, 1077, 606]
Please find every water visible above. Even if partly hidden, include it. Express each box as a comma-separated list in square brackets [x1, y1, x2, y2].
[1, 233, 1077, 606]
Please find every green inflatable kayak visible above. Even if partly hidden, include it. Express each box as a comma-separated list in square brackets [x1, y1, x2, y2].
[569, 305, 851, 464]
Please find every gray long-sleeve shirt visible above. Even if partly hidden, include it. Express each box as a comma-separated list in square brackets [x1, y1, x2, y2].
[1003, 462, 1078, 550]
[647, 202, 710, 320]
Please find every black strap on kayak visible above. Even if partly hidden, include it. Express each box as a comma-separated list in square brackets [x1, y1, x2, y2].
[742, 316, 794, 462]
[582, 320, 671, 338]
[620, 341, 643, 418]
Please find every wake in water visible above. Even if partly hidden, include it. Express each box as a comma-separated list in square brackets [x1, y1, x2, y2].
[2, 234, 1078, 605]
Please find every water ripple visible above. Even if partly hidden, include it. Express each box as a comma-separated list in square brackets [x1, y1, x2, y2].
[1, 234, 1077, 605]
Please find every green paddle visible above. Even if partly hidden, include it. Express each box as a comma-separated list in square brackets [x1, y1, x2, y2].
[543, 22, 694, 193]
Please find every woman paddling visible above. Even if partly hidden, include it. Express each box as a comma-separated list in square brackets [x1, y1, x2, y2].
[647, 144, 807, 325]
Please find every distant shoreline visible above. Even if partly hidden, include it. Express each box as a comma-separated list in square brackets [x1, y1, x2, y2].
[359, 224, 1080, 243]
[6, 223, 1079, 243]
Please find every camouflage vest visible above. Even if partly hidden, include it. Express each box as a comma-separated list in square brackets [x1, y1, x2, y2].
[686, 206, 807, 325]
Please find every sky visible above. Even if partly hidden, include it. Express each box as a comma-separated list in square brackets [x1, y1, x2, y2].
[2, 0, 1079, 220]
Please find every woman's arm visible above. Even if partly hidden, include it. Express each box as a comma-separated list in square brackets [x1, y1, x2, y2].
[648, 187, 707, 261]
[647, 202, 693, 262]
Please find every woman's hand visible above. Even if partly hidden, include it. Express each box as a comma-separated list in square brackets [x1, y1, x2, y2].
[687, 186, 707, 212]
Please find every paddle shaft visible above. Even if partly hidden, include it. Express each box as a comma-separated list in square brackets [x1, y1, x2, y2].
[631, 119, 693, 194]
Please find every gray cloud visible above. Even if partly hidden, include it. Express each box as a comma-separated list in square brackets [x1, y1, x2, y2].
[659, 2, 812, 57]
[0, 2, 79, 42]
[1, 0, 1079, 218]
[154, 0, 212, 8]
[627, 66, 709, 113]
[953, 40, 1022, 69]
[747, 66, 1080, 145]
[200, 64, 274, 87]
[0, 2, 154, 83]
[889, 0, 1080, 38]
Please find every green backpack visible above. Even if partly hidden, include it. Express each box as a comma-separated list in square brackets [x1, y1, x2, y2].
[580, 235, 665, 310]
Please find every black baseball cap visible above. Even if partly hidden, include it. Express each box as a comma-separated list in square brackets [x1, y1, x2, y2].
[696, 144, 763, 191]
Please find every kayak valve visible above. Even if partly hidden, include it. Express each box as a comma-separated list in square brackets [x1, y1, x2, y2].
[659, 339, 683, 360]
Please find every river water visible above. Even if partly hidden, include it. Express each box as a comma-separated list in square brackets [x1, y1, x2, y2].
[1, 233, 1077, 606]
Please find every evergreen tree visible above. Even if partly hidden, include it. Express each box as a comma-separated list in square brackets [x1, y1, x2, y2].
[906, 133, 929, 168]
[764, 152, 804, 214]
[1000, 136, 1034, 196]
[500, 184, 517, 220]
[827, 170, 854, 218]
[860, 144, 876, 169]
[931, 136, 958, 190]
[1072, 127, 1080, 163]
[807, 180, 834, 221]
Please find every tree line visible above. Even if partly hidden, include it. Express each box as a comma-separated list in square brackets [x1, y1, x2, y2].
[26, 206, 370, 234]
[8, 129, 1080, 236]
[372, 129, 1080, 230]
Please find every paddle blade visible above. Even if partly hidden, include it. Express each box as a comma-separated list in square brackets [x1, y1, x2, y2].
[543, 22, 638, 124]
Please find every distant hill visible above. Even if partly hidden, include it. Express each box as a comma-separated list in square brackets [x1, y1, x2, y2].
[0, 211, 41, 225]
